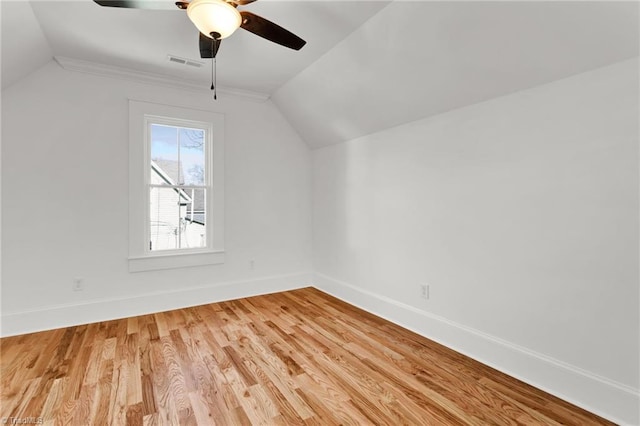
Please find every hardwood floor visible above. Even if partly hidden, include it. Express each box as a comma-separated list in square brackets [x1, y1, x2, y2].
[1, 287, 613, 425]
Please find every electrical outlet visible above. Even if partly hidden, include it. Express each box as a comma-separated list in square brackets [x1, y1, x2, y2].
[73, 277, 84, 292]
[421, 284, 429, 300]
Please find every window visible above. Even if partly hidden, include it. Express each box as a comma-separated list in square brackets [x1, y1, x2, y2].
[129, 100, 224, 272]
[149, 122, 207, 252]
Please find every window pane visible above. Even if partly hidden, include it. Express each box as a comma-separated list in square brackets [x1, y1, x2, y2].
[179, 128, 205, 186]
[150, 124, 179, 186]
[149, 187, 182, 251]
[149, 187, 206, 251]
[181, 188, 207, 249]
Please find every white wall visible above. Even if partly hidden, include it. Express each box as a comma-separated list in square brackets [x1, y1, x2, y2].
[312, 58, 639, 424]
[1, 61, 312, 334]
[1, 42, 637, 425]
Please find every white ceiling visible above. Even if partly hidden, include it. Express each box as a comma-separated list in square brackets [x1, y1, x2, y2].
[1, 1, 53, 89]
[13, 0, 389, 95]
[272, 1, 640, 148]
[2, 1, 638, 149]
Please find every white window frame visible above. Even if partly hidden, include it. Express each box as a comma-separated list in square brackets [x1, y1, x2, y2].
[128, 100, 224, 272]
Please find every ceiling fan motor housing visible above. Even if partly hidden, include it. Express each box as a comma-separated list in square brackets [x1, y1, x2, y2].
[186, 0, 242, 39]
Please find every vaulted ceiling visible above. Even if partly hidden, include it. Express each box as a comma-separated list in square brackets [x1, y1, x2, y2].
[1, 1, 54, 89]
[2, 0, 389, 95]
[2, 1, 638, 149]
[272, 1, 640, 148]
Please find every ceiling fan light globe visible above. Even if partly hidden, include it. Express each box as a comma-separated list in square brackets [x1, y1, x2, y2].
[187, 0, 242, 39]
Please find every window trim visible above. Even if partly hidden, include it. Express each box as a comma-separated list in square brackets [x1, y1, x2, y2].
[128, 100, 225, 272]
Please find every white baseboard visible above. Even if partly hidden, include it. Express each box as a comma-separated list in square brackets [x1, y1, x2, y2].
[313, 272, 640, 426]
[0, 272, 312, 338]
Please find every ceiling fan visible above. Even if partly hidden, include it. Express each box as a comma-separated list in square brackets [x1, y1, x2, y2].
[93, 0, 306, 96]
[94, 0, 306, 57]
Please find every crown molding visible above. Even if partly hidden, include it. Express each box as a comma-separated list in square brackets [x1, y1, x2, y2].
[54, 56, 270, 102]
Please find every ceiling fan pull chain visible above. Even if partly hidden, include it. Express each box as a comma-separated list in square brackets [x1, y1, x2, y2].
[210, 34, 219, 100]
[210, 58, 216, 99]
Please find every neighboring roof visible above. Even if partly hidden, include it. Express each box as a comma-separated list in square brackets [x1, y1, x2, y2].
[151, 159, 191, 204]
[151, 160, 205, 225]
[185, 212, 205, 226]
[152, 158, 184, 185]
[182, 189, 205, 212]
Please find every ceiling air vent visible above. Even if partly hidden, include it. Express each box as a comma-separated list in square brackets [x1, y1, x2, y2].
[167, 55, 204, 68]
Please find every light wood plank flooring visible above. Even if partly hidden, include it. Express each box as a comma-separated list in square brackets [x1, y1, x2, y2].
[1, 287, 613, 425]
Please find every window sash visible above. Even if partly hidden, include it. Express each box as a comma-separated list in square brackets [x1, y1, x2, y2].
[143, 116, 213, 256]
[148, 184, 209, 189]
[148, 186, 208, 252]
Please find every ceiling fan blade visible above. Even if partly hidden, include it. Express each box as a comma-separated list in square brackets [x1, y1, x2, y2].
[229, 0, 257, 5]
[93, 0, 179, 10]
[239, 11, 306, 50]
[199, 32, 222, 58]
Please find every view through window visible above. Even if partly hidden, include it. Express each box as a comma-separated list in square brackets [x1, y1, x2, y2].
[149, 123, 207, 251]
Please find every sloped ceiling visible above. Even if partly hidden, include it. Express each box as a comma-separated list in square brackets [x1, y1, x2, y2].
[1, 2, 53, 89]
[272, 1, 640, 149]
[3, 1, 638, 147]
[21, 0, 389, 96]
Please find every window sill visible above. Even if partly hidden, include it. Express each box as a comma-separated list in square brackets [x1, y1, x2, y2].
[128, 250, 225, 272]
